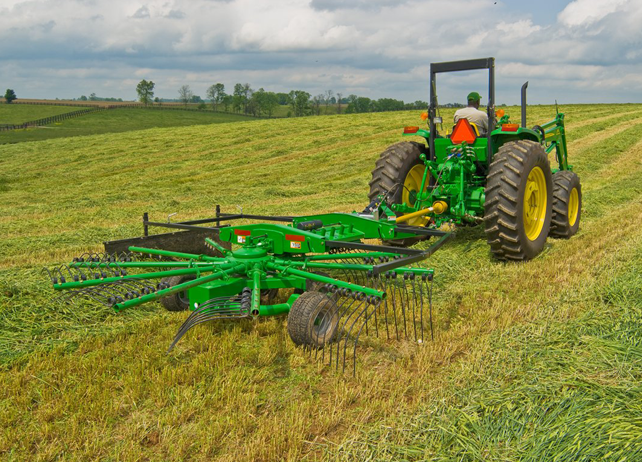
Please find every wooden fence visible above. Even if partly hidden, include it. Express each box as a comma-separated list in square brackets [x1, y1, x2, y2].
[0, 107, 106, 131]
[0, 102, 260, 131]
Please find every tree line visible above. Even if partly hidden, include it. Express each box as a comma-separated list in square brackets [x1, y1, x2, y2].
[135, 80, 428, 117]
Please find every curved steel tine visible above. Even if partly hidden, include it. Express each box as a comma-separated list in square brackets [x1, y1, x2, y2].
[399, 276, 410, 339]
[335, 296, 364, 371]
[381, 275, 391, 339]
[411, 276, 418, 342]
[341, 298, 368, 374]
[333, 295, 357, 371]
[168, 297, 245, 351]
[172, 302, 243, 338]
[171, 296, 243, 335]
[350, 298, 382, 376]
[42, 267, 57, 283]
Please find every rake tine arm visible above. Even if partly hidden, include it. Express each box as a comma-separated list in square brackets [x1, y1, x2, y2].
[128, 246, 220, 262]
[267, 262, 385, 299]
[204, 238, 231, 256]
[372, 232, 453, 275]
[113, 263, 246, 311]
[69, 261, 224, 269]
[52, 265, 227, 290]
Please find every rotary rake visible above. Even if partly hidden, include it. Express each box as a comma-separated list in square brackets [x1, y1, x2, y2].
[45, 209, 451, 374]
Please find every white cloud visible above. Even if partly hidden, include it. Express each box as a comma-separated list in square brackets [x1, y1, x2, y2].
[558, 0, 629, 27]
[0, 0, 641, 103]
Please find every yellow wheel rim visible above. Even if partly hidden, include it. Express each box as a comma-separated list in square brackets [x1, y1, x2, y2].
[402, 164, 427, 226]
[568, 187, 579, 227]
[523, 166, 547, 241]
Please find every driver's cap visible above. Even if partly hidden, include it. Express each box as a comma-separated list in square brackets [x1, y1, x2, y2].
[467, 92, 481, 102]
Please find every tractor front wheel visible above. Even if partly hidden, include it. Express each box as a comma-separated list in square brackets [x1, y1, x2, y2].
[550, 171, 582, 238]
[287, 291, 339, 348]
[160, 270, 196, 311]
[484, 140, 553, 261]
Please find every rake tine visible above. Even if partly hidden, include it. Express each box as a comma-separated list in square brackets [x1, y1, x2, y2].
[400, 275, 410, 339]
[325, 291, 345, 368]
[411, 274, 418, 342]
[338, 258, 355, 284]
[351, 298, 382, 376]
[428, 275, 434, 341]
[54, 265, 70, 284]
[42, 267, 57, 284]
[334, 296, 359, 371]
[380, 275, 390, 340]
[169, 296, 247, 351]
[171, 307, 245, 344]
[341, 297, 368, 374]
[386, 272, 400, 340]
[418, 274, 424, 344]
[369, 273, 380, 338]
[171, 300, 243, 336]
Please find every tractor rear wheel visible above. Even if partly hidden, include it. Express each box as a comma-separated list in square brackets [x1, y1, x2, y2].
[484, 140, 553, 261]
[369, 141, 429, 246]
[160, 270, 196, 311]
[287, 291, 339, 348]
[550, 171, 582, 238]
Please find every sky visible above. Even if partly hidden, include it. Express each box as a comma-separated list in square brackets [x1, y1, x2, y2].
[1, 0, 641, 104]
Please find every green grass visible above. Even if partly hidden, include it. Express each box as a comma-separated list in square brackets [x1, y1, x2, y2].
[0, 104, 641, 461]
[328, 245, 642, 461]
[0, 104, 88, 125]
[0, 107, 256, 144]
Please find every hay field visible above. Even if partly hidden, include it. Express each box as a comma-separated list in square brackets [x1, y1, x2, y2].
[0, 106, 254, 144]
[1, 104, 641, 461]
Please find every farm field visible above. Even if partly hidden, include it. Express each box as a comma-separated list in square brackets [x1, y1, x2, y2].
[0, 104, 641, 461]
[0, 106, 256, 144]
[0, 104, 89, 125]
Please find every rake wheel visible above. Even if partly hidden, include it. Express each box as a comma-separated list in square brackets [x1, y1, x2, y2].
[160, 271, 196, 311]
[287, 291, 339, 348]
[484, 140, 553, 261]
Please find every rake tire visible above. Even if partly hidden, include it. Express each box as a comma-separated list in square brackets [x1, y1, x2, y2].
[484, 140, 553, 261]
[368, 141, 429, 247]
[549, 171, 582, 238]
[288, 291, 339, 348]
[160, 271, 196, 312]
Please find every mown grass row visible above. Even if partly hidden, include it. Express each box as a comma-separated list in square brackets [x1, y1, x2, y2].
[0, 104, 641, 461]
[328, 240, 642, 462]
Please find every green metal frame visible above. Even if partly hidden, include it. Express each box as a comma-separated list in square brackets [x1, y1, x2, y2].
[51, 214, 442, 319]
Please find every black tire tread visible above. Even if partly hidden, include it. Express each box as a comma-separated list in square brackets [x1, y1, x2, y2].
[550, 171, 582, 238]
[369, 141, 428, 247]
[160, 272, 195, 312]
[484, 140, 553, 261]
[287, 291, 338, 347]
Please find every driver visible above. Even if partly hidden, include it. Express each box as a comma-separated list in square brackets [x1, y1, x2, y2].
[454, 92, 488, 135]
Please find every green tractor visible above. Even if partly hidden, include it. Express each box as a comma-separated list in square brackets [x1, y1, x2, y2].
[369, 57, 582, 260]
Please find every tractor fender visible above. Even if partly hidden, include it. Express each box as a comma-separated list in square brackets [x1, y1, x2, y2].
[402, 128, 430, 144]
[491, 127, 541, 153]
